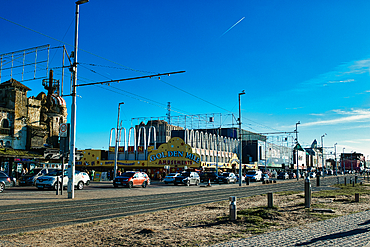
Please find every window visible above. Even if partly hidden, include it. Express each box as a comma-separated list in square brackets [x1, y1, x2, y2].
[2, 119, 9, 128]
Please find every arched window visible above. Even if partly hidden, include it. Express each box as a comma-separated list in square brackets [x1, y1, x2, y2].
[2, 119, 9, 128]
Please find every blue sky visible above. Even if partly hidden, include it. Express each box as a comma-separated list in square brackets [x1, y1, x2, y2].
[1, 1, 369, 160]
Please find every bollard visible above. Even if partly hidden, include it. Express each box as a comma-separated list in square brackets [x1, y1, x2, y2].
[355, 175, 358, 184]
[304, 177, 311, 208]
[355, 193, 360, 202]
[246, 177, 250, 186]
[267, 193, 273, 208]
[316, 175, 320, 187]
[344, 177, 347, 186]
[229, 196, 237, 221]
[56, 177, 59, 195]
[353, 181, 355, 187]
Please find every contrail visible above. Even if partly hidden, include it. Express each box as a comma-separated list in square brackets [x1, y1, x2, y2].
[220, 17, 245, 37]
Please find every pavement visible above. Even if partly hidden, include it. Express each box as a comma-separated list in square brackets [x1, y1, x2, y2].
[212, 209, 370, 247]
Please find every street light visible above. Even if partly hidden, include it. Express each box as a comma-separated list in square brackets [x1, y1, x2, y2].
[321, 133, 327, 178]
[295, 121, 300, 180]
[342, 147, 345, 174]
[68, 0, 89, 199]
[238, 90, 245, 186]
[113, 102, 124, 180]
[351, 150, 354, 173]
[334, 143, 337, 175]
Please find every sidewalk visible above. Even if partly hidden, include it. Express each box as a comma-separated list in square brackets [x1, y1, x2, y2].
[211, 210, 370, 247]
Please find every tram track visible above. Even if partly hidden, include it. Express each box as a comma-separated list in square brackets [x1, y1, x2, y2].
[0, 176, 346, 236]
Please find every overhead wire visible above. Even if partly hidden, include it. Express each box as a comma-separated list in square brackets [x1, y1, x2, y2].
[1, 15, 284, 134]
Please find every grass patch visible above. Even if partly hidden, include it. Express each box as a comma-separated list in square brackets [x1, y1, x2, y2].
[309, 212, 338, 221]
[313, 183, 370, 198]
[275, 191, 301, 196]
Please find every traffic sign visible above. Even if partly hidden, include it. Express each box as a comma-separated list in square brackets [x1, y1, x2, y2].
[60, 123, 68, 137]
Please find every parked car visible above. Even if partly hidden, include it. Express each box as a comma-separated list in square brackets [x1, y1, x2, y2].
[261, 174, 270, 182]
[277, 172, 289, 180]
[163, 173, 180, 184]
[200, 172, 219, 183]
[35, 169, 90, 190]
[174, 171, 200, 186]
[289, 172, 296, 179]
[236, 174, 245, 182]
[19, 167, 59, 186]
[245, 170, 263, 182]
[218, 172, 237, 184]
[0, 171, 12, 193]
[113, 171, 150, 188]
[271, 170, 278, 178]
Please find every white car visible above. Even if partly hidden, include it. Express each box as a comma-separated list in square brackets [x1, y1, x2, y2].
[35, 169, 90, 190]
[245, 170, 263, 182]
[163, 173, 180, 184]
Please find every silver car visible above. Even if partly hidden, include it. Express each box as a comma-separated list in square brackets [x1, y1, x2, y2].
[35, 170, 90, 190]
[163, 173, 180, 184]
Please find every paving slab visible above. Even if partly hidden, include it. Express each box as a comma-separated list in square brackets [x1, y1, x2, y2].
[211, 210, 370, 247]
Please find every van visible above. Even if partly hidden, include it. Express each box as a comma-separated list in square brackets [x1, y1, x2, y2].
[245, 170, 263, 182]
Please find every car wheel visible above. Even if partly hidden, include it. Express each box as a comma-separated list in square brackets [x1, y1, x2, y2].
[226, 179, 230, 184]
[113, 184, 118, 188]
[128, 182, 133, 188]
[142, 181, 147, 188]
[37, 187, 44, 190]
[174, 182, 178, 186]
[195, 180, 199, 186]
[165, 182, 168, 184]
[86, 181, 90, 186]
[0, 183, 4, 193]
[186, 180, 190, 186]
[77, 181, 84, 190]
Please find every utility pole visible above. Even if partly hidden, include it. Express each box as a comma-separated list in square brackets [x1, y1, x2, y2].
[113, 102, 124, 180]
[321, 133, 327, 178]
[295, 121, 300, 180]
[68, 0, 89, 199]
[238, 90, 245, 186]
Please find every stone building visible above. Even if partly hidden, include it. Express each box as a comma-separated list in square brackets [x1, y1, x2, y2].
[0, 74, 67, 150]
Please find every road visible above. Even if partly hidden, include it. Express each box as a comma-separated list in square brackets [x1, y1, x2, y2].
[0, 175, 353, 236]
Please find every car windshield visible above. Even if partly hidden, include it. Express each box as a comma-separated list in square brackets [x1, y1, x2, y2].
[180, 172, 191, 177]
[221, 173, 230, 176]
[46, 170, 62, 176]
[120, 172, 135, 178]
[28, 169, 42, 175]
[167, 173, 177, 177]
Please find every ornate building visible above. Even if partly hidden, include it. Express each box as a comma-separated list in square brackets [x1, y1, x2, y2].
[0, 72, 67, 150]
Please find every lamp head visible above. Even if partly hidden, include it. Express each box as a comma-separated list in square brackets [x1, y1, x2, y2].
[239, 90, 246, 96]
[76, 0, 89, 5]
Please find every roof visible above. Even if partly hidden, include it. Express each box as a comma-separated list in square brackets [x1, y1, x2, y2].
[51, 94, 66, 106]
[0, 148, 44, 159]
[0, 78, 31, 91]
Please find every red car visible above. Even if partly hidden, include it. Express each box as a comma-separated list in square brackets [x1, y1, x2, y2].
[113, 171, 150, 188]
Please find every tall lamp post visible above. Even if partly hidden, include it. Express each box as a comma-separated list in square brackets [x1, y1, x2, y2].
[238, 90, 245, 186]
[295, 121, 300, 181]
[351, 151, 354, 173]
[68, 0, 89, 199]
[334, 143, 337, 175]
[321, 133, 327, 178]
[342, 147, 345, 174]
[113, 102, 124, 180]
